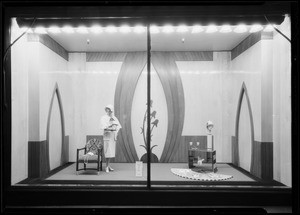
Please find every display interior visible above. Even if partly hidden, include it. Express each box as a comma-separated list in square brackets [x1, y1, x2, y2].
[10, 17, 292, 187]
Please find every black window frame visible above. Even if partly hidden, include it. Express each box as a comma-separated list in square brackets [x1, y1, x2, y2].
[1, 1, 298, 213]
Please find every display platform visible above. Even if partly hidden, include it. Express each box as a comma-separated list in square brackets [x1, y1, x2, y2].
[44, 163, 253, 182]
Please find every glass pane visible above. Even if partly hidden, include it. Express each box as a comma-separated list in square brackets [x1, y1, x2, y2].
[150, 19, 291, 187]
[10, 18, 148, 187]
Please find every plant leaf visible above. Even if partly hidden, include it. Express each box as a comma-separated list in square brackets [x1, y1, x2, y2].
[139, 145, 147, 150]
[150, 145, 158, 151]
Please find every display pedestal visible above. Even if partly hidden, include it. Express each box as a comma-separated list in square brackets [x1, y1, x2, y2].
[188, 149, 217, 173]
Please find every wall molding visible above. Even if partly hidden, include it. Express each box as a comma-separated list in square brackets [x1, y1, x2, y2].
[86, 51, 213, 62]
[27, 33, 69, 61]
[231, 31, 273, 60]
[86, 52, 127, 62]
[173, 51, 213, 61]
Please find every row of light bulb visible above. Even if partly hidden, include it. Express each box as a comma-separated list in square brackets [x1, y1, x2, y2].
[22, 24, 275, 34]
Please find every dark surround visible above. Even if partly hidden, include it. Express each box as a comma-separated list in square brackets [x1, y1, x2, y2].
[0, 1, 298, 214]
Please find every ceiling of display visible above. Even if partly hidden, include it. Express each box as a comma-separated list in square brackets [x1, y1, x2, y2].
[47, 26, 254, 52]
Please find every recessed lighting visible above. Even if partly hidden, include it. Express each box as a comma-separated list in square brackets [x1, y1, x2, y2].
[233, 24, 248, 33]
[206, 25, 218, 33]
[133, 25, 146, 33]
[48, 26, 61, 34]
[263, 24, 274, 32]
[34, 26, 47, 34]
[120, 25, 131, 33]
[150, 25, 160, 34]
[162, 25, 174, 33]
[90, 25, 103, 34]
[76, 26, 88, 34]
[219, 25, 232, 33]
[177, 25, 188, 33]
[191, 25, 204, 33]
[105, 26, 117, 33]
[62, 26, 74, 33]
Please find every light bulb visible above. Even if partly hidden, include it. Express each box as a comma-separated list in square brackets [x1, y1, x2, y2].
[206, 25, 218, 33]
[191, 25, 204, 33]
[233, 24, 248, 33]
[48, 26, 61, 34]
[120, 25, 131, 33]
[133, 25, 145, 33]
[176, 25, 188, 33]
[219, 25, 232, 33]
[162, 25, 174, 33]
[62, 26, 74, 33]
[76, 26, 88, 34]
[249, 24, 263, 33]
[150, 26, 160, 34]
[90, 25, 103, 34]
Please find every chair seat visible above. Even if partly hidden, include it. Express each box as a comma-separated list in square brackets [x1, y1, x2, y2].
[78, 155, 101, 163]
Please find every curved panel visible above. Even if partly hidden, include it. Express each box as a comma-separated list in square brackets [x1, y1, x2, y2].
[234, 82, 255, 173]
[114, 52, 147, 162]
[238, 97, 252, 171]
[49, 95, 62, 170]
[46, 83, 66, 173]
[152, 52, 185, 163]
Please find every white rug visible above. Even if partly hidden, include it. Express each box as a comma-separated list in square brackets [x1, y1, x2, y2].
[171, 168, 233, 181]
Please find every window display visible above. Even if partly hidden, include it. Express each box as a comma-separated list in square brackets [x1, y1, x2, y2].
[9, 17, 292, 187]
[2, 3, 297, 211]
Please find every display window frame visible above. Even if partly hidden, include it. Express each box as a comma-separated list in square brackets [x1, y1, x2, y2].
[1, 1, 298, 213]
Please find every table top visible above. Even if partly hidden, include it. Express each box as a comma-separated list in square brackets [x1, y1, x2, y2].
[188, 148, 215, 152]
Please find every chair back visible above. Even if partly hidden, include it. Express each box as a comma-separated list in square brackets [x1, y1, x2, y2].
[86, 138, 103, 155]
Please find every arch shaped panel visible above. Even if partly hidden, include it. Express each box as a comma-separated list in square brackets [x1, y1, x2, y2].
[233, 82, 256, 174]
[46, 83, 66, 173]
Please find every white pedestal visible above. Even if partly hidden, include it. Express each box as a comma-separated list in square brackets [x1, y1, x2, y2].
[207, 134, 214, 150]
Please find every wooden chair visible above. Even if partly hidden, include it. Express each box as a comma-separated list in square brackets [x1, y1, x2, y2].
[76, 138, 103, 175]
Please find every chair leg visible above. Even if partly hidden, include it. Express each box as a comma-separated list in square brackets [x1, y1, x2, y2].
[100, 158, 103, 171]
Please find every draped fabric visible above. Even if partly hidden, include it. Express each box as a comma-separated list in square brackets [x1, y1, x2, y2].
[114, 52, 147, 162]
[152, 52, 185, 163]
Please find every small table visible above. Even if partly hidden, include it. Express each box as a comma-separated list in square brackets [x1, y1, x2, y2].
[188, 149, 217, 173]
